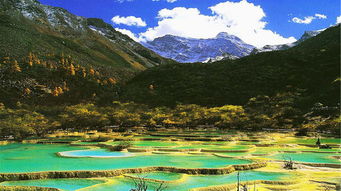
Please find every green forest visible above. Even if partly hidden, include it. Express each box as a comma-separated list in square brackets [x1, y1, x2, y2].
[0, 12, 340, 141]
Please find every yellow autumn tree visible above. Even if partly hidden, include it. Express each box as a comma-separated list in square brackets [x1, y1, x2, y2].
[57, 87, 63, 94]
[12, 60, 21, 72]
[82, 68, 87, 78]
[2, 56, 10, 64]
[52, 87, 59, 96]
[24, 88, 31, 95]
[89, 68, 95, 76]
[108, 78, 116, 85]
[69, 64, 75, 75]
[35, 59, 41, 65]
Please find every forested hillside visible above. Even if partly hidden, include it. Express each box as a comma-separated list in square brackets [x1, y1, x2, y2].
[0, 0, 174, 106]
[122, 25, 340, 109]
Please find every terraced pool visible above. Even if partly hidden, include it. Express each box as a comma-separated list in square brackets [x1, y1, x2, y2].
[0, 144, 251, 173]
[270, 152, 341, 164]
[59, 149, 134, 158]
[0, 171, 292, 191]
[0, 135, 339, 191]
[0, 178, 104, 191]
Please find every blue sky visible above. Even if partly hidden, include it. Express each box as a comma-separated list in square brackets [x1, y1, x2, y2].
[38, 0, 340, 47]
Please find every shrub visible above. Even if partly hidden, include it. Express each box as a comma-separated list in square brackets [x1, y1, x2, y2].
[110, 141, 132, 151]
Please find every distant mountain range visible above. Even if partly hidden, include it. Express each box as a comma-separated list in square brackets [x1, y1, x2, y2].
[0, 0, 339, 109]
[143, 29, 326, 63]
[251, 29, 325, 54]
[143, 33, 255, 63]
[122, 25, 340, 107]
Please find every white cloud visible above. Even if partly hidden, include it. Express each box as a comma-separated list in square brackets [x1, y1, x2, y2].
[292, 13, 327, 24]
[315, 13, 327, 19]
[292, 16, 315, 24]
[138, 0, 296, 48]
[111, 16, 147, 27]
[115, 28, 139, 41]
[337, 16, 341, 24]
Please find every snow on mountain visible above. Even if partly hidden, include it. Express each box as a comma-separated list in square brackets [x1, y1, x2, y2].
[252, 29, 325, 54]
[143, 32, 255, 63]
[5, 0, 86, 32]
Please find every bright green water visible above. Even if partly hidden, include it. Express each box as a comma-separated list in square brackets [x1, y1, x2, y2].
[0, 144, 251, 173]
[215, 152, 250, 157]
[270, 152, 341, 164]
[166, 143, 250, 150]
[276, 138, 340, 145]
[81, 171, 291, 191]
[0, 178, 104, 191]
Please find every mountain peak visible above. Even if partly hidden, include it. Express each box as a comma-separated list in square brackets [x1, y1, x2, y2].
[144, 33, 254, 63]
[215, 32, 240, 41]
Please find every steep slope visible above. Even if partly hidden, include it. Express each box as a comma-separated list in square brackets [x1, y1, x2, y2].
[0, 0, 174, 106]
[0, 0, 173, 73]
[122, 25, 340, 108]
[143, 32, 254, 63]
[252, 29, 325, 54]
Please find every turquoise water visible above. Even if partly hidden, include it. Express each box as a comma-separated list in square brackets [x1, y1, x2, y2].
[59, 149, 134, 158]
[168, 144, 250, 150]
[81, 171, 291, 191]
[276, 138, 341, 145]
[0, 144, 251, 173]
[270, 152, 341, 164]
[0, 178, 104, 191]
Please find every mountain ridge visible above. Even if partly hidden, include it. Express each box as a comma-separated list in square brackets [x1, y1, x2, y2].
[122, 25, 340, 108]
[252, 28, 325, 54]
[0, 0, 174, 106]
[143, 32, 255, 63]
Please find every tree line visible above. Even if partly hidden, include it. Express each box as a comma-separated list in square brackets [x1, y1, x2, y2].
[1, 90, 339, 140]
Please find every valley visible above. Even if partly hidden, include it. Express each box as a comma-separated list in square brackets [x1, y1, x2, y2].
[0, 0, 340, 191]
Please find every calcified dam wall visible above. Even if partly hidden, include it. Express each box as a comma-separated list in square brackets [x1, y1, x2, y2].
[0, 162, 267, 182]
[0, 185, 61, 191]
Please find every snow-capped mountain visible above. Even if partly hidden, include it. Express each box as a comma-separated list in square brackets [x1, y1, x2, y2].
[252, 29, 325, 54]
[143, 33, 255, 63]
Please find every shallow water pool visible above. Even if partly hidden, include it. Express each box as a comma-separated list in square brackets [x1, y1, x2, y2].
[270, 152, 341, 164]
[0, 178, 104, 191]
[59, 149, 134, 158]
[0, 144, 251, 173]
[81, 171, 292, 191]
